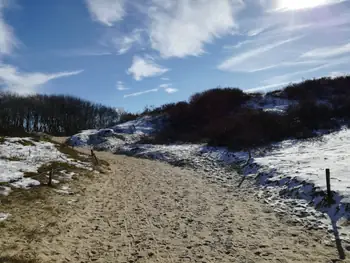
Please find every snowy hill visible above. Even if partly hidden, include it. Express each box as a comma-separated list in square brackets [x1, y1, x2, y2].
[67, 115, 164, 150]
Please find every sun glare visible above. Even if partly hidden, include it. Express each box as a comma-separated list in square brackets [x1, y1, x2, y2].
[277, 0, 330, 10]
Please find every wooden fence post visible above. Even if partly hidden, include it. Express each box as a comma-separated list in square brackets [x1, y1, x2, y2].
[326, 168, 332, 205]
[48, 169, 53, 186]
[91, 149, 99, 165]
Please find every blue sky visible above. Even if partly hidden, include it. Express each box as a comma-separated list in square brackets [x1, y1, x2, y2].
[0, 0, 349, 112]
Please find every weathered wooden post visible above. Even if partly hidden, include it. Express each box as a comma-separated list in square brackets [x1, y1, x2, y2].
[326, 168, 332, 205]
[91, 149, 99, 165]
[48, 169, 53, 186]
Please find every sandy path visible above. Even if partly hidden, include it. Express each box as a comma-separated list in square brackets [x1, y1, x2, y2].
[1, 147, 349, 263]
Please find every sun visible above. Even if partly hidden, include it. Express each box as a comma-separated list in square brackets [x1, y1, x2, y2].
[277, 0, 330, 11]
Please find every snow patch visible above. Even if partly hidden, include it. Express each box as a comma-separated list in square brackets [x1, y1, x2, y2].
[54, 185, 72, 195]
[245, 95, 297, 114]
[10, 177, 40, 189]
[0, 213, 10, 222]
[0, 186, 11, 196]
[0, 137, 90, 194]
[69, 115, 164, 148]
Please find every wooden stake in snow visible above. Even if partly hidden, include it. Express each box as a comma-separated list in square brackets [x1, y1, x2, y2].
[326, 168, 332, 205]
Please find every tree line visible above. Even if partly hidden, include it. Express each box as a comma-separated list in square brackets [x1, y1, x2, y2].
[0, 92, 120, 136]
[142, 75, 350, 150]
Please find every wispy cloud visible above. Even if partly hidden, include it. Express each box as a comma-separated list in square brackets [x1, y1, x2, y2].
[246, 26, 270, 37]
[124, 88, 158, 98]
[246, 82, 291, 93]
[218, 1, 350, 75]
[148, 0, 243, 58]
[161, 77, 170, 81]
[0, 0, 18, 56]
[159, 83, 171, 88]
[114, 29, 143, 55]
[116, 80, 128, 90]
[127, 56, 169, 81]
[329, 71, 348, 78]
[55, 48, 113, 57]
[223, 40, 255, 50]
[0, 64, 83, 94]
[85, 0, 125, 26]
[264, 57, 350, 85]
[271, 0, 347, 12]
[248, 59, 326, 73]
[159, 83, 178, 93]
[301, 43, 350, 59]
[218, 36, 301, 72]
[164, 87, 178, 93]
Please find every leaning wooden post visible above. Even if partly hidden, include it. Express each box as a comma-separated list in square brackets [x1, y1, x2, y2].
[91, 149, 99, 165]
[326, 168, 332, 205]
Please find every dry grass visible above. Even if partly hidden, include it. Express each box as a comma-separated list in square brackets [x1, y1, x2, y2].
[21, 161, 83, 186]
[17, 140, 35, 147]
[55, 144, 90, 162]
[1, 187, 48, 204]
[2, 156, 23, 162]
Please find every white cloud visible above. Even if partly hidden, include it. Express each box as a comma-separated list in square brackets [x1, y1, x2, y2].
[124, 88, 158, 98]
[85, 0, 125, 26]
[56, 48, 113, 57]
[246, 81, 291, 93]
[164, 87, 178, 93]
[222, 1, 350, 73]
[114, 29, 143, 55]
[159, 83, 178, 93]
[329, 71, 348, 78]
[0, 64, 83, 94]
[116, 80, 128, 90]
[148, 0, 243, 58]
[264, 57, 350, 85]
[159, 83, 171, 88]
[127, 56, 169, 81]
[223, 40, 255, 50]
[218, 36, 301, 72]
[301, 43, 350, 59]
[0, 0, 18, 56]
[161, 77, 170, 81]
[246, 26, 269, 37]
[272, 0, 347, 12]
[248, 59, 326, 73]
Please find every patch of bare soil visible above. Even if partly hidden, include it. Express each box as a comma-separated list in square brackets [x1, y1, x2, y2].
[1, 146, 349, 263]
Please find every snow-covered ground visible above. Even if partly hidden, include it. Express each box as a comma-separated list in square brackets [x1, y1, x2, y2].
[245, 95, 297, 114]
[68, 115, 163, 148]
[250, 129, 350, 220]
[0, 137, 89, 191]
[0, 136, 92, 222]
